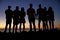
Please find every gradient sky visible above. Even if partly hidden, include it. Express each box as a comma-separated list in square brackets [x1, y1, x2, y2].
[0, 0, 60, 29]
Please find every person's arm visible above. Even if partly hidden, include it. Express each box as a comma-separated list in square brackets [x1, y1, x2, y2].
[5, 10, 7, 18]
[5, 10, 7, 14]
[37, 9, 39, 16]
[53, 11, 55, 21]
[27, 9, 28, 15]
[24, 11, 26, 17]
[33, 9, 35, 14]
[27, 9, 29, 16]
[12, 11, 14, 19]
[11, 10, 13, 18]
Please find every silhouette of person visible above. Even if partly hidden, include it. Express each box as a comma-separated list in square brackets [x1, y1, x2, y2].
[27, 4, 36, 32]
[43, 7, 48, 30]
[37, 4, 44, 31]
[13, 6, 20, 33]
[48, 6, 55, 30]
[4, 6, 13, 32]
[19, 7, 26, 32]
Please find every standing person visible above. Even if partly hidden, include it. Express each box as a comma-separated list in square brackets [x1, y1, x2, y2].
[48, 6, 55, 30]
[4, 6, 13, 32]
[37, 4, 44, 31]
[13, 6, 20, 33]
[19, 7, 26, 32]
[27, 4, 36, 32]
[43, 7, 48, 30]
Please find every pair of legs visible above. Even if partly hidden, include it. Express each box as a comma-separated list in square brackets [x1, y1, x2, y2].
[19, 23, 25, 32]
[45, 20, 48, 29]
[38, 20, 41, 31]
[38, 20, 46, 31]
[49, 20, 54, 30]
[29, 21, 36, 32]
[28, 18, 36, 32]
[5, 23, 11, 32]
[43, 20, 46, 30]
[43, 20, 48, 30]
[13, 24, 18, 33]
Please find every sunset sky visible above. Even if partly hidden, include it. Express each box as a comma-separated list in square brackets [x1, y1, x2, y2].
[0, 0, 60, 29]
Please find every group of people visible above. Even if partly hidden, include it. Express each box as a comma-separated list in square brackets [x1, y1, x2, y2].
[4, 4, 55, 33]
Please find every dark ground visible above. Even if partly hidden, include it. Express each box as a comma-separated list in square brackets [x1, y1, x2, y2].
[0, 29, 60, 40]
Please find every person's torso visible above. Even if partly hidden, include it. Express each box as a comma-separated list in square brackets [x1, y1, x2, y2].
[13, 10, 20, 20]
[37, 8, 44, 18]
[20, 11, 25, 18]
[5, 9, 12, 19]
[27, 8, 35, 17]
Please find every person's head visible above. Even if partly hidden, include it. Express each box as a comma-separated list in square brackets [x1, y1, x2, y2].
[16, 6, 19, 10]
[8, 6, 11, 9]
[29, 3, 33, 8]
[39, 4, 41, 8]
[21, 7, 24, 11]
[44, 7, 47, 10]
[48, 6, 52, 10]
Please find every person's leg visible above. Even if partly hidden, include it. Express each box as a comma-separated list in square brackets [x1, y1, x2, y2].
[49, 20, 51, 30]
[52, 20, 54, 29]
[33, 21, 36, 32]
[9, 24, 11, 32]
[4, 23, 8, 32]
[13, 24, 15, 33]
[19, 23, 21, 32]
[38, 20, 41, 31]
[46, 20, 48, 29]
[43, 20, 46, 30]
[29, 22, 32, 31]
[15, 24, 18, 33]
[23, 23, 25, 31]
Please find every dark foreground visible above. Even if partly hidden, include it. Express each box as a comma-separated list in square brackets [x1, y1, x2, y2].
[0, 29, 60, 40]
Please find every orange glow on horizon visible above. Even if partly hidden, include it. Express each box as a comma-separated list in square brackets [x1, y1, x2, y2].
[0, 21, 60, 29]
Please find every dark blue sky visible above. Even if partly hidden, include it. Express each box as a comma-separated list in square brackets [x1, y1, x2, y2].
[0, 0, 60, 28]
